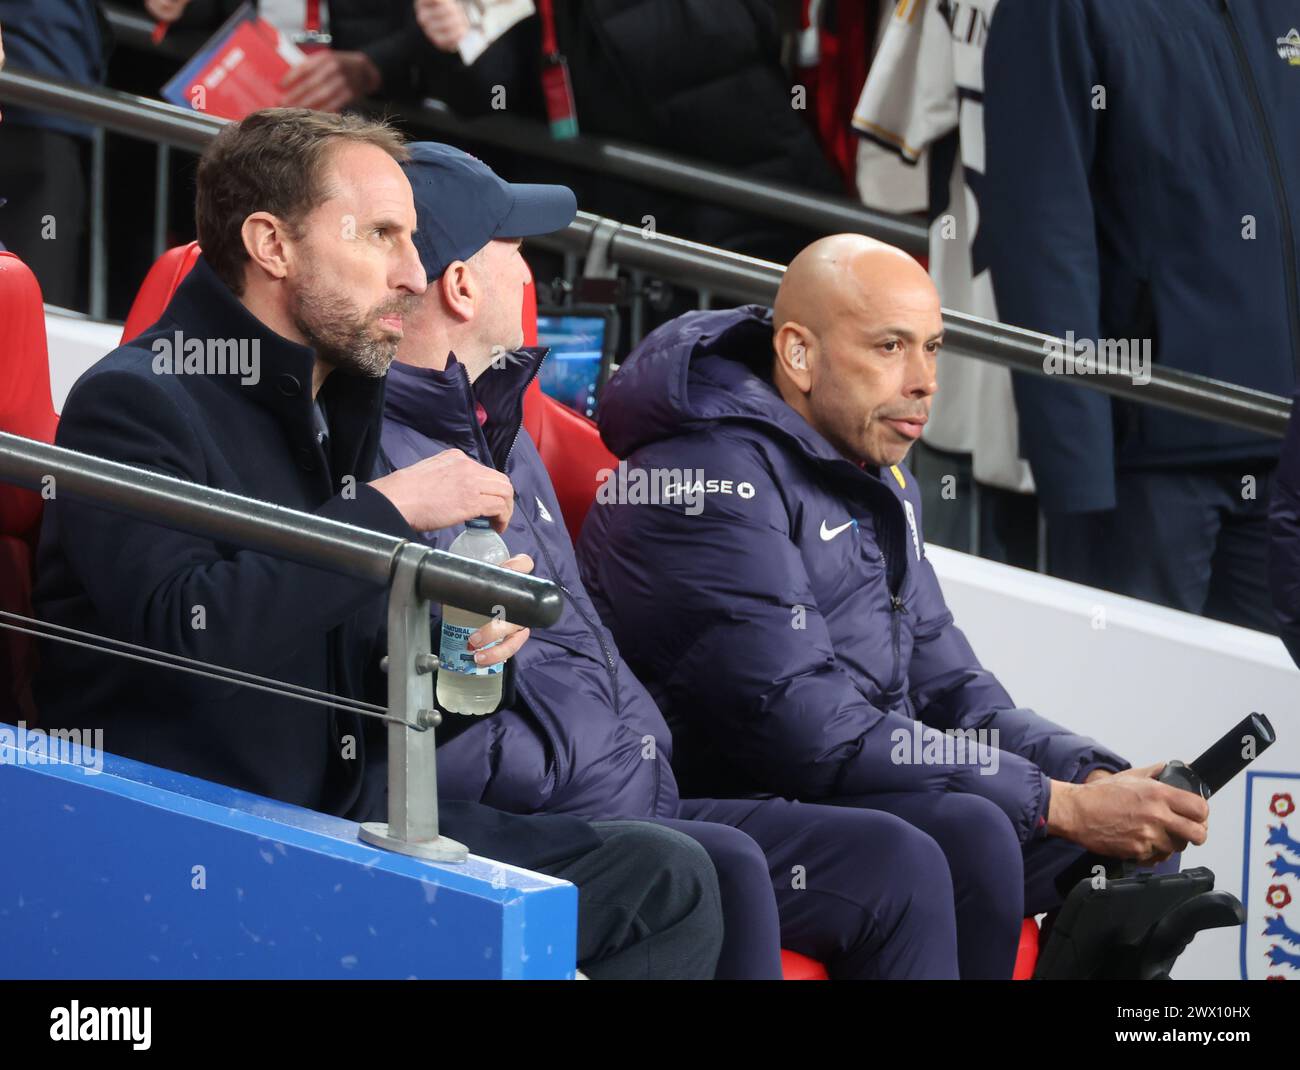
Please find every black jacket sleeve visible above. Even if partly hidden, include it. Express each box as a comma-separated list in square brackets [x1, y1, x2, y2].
[46, 367, 417, 678]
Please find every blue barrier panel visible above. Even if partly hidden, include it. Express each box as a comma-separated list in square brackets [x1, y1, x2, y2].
[0, 722, 577, 979]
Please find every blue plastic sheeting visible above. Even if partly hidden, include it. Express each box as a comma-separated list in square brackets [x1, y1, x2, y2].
[0, 722, 577, 978]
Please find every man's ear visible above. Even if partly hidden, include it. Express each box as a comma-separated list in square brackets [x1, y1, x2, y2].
[240, 211, 293, 282]
[774, 321, 815, 395]
[439, 260, 477, 323]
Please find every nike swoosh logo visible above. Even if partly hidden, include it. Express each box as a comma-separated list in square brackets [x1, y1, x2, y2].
[820, 519, 855, 541]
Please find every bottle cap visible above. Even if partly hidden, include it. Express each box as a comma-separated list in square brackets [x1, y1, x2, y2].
[466, 517, 493, 530]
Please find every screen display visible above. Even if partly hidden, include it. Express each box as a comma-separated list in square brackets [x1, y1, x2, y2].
[537, 313, 608, 418]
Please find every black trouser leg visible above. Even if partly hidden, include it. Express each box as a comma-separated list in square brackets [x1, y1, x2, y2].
[537, 819, 723, 979]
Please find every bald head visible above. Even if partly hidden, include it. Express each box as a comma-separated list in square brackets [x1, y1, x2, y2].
[774, 233, 935, 336]
[770, 233, 942, 468]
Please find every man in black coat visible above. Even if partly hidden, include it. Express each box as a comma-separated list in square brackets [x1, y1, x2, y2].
[31, 107, 723, 980]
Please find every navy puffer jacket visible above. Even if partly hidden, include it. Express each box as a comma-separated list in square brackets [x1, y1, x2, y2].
[578, 306, 1129, 844]
[380, 351, 679, 822]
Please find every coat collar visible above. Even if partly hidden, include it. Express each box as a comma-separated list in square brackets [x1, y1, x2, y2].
[384, 346, 547, 469]
[159, 255, 389, 485]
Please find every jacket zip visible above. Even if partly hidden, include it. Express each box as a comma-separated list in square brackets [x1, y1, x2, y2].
[887, 577, 907, 695]
[501, 350, 546, 468]
[454, 348, 547, 471]
[450, 358, 577, 788]
[463, 355, 625, 717]
[1221, 0, 1300, 374]
[857, 469, 909, 695]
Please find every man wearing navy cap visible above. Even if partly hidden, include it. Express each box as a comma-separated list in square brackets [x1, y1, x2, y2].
[381, 142, 969, 979]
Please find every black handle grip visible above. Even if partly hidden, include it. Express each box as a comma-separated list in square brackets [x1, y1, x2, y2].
[1155, 760, 1209, 799]
[1184, 712, 1275, 797]
[1056, 713, 1278, 894]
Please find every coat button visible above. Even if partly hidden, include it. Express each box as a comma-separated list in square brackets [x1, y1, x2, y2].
[277, 374, 301, 396]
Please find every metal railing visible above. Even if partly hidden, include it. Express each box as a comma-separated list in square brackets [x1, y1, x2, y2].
[0, 431, 562, 863]
[0, 433, 562, 620]
[0, 69, 222, 318]
[391, 100, 930, 252]
[97, 3, 928, 254]
[531, 214, 1293, 439]
[0, 68, 1288, 440]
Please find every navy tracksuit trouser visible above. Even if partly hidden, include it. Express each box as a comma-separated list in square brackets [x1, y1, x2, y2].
[662, 793, 1102, 980]
[656, 796, 963, 980]
[830, 791, 1088, 979]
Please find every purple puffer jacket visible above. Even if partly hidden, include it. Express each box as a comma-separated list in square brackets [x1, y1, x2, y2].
[380, 350, 679, 822]
[578, 305, 1129, 844]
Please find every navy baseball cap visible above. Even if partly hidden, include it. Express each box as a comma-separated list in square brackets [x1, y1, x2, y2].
[402, 142, 577, 281]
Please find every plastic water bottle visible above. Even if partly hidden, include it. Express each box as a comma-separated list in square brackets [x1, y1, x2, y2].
[436, 518, 510, 715]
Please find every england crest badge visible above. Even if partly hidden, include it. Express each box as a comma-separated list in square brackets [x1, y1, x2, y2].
[1241, 771, 1300, 979]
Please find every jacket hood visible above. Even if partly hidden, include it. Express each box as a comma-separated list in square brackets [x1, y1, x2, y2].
[597, 305, 855, 473]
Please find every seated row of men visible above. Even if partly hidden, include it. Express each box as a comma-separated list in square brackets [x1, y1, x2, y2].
[33, 109, 1211, 980]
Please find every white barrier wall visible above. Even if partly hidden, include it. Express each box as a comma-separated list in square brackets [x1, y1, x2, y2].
[930, 545, 1300, 979]
[45, 309, 122, 411]
[46, 315, 1300, 979]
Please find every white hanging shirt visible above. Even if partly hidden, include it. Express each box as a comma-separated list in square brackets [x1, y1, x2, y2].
[853, 0, 1034, 493]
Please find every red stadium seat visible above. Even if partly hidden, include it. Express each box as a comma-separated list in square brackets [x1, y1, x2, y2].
[1013, 916, 1039, 980]
[781, 949, 830, 980]
[523, 383, 618, 542]
[520, 269, 617, 541]
[121, 241, 202, 345]
[780, 919, 1038, 980]
[0, 252, 60, 723]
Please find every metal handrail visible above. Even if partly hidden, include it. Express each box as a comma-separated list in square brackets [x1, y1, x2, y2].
[0, 69, 223, 150]
[0, 432, 563, 628]
[97, 2, 928, 253]
[0, 68, 1290, 437]
[391, 101, 930, 254]
[533, 215, 1293, 439]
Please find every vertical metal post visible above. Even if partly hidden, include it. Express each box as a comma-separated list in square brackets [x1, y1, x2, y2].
[89, 127, 107, 319]
[1036, 508, 1049, 574]
[697, 288, 713, 311]
[563, 252, 578, 296]
[969, 477, 982, 558]
[359, 542, 467, 862]
[153, 143, 171, 261]
[629, 269, 645, 348]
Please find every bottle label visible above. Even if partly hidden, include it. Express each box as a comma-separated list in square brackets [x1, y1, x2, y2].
[438, 621, 504, 676]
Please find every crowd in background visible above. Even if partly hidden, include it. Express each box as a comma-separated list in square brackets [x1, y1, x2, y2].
[1, 0, 1298, 637]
